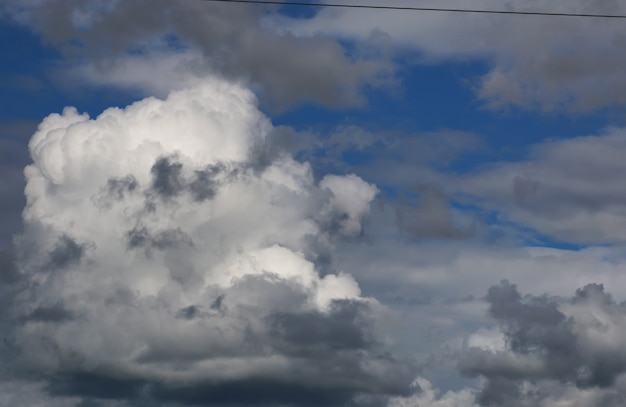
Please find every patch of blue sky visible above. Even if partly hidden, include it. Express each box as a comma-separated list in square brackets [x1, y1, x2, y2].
[0, 21, 63, 122]
[0, 21, 143, 123]
[277, 53, 616, 166]
[268, 1, 323, 19]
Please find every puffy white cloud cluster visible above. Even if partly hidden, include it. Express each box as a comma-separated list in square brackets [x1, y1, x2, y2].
[7, 77, 411, 405]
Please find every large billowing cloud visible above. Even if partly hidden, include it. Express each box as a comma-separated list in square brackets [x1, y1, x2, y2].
[3, 76, 415, 405]
[461, 280, 626, 406]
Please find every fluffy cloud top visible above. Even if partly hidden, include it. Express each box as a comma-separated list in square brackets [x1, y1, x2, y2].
[4, 77, 413, 405]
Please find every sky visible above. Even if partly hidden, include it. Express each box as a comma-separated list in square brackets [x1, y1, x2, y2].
[2, 0, 626, 406]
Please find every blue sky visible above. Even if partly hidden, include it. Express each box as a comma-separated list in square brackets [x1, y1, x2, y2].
[3, 1, 626, 406]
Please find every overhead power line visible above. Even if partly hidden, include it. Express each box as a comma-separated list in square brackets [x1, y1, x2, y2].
[199, 0, 626, 19]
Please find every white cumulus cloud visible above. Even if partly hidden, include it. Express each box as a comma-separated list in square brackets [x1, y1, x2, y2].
[6, 76, 413, 405]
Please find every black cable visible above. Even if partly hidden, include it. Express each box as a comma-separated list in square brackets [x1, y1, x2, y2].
[198, 0, 626, 19]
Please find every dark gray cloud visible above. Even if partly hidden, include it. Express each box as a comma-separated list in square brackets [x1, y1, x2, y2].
[47, 373, 146, 401]
[484, 280, 573, 357]
[150, 157, 184, 199]
[126, 226, 150, 249]
[149, 228, 190, 250]
[47, 235, 86, 269]
[461, 280, 626, 406]
[177, 305, 200, 320]
[126, 225, 193, 251]
[269, 299, 376, 356]
[152, 378, 357, 407]
[189, 164, 224, 202]
[147, 157, 233, 204]
[395, 184, 476, 241]
[473, 377, 521, 407]
[4, 229, 413, 407]
[25, 303, 75, 323]
[106, 175, 139, 200]
[3, 0, 393, 109]
[14, 290, 413, 406]
[93, 175, 140, 209]
[318, 211, 356, 238]
[210, 294, 224, 311]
